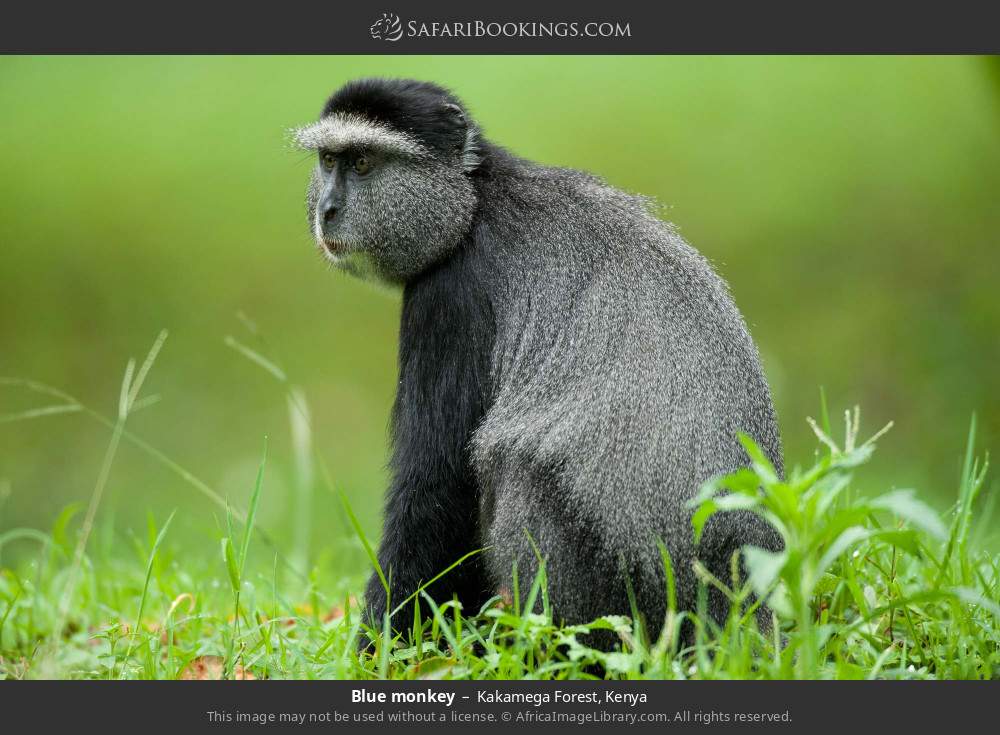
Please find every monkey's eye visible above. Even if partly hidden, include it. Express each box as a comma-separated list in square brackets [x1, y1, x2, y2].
[352, 155, 372, 176]
[320, 151, 336, 170]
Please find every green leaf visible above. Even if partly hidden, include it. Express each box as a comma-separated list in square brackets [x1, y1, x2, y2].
[870, 489, 947, 540]
[389, 548, 485, 618]
[689, 476, 725, 506]
[588, 615, 634, 634]
[765, 481, 801, 520]
[120, 510, 175, 679]
[872, 528, 921, 557]
[50, 502, 83, 555]
[817, 526, 870, 579]
[222, 537, 240, 594]
[655, 537, 677, 613]
[719, 468, 765, 496]
[767, 582, 794, 619]
[691, 500, 717, 544]
[223, 335, 287, 383]
[951, 586, 1000, 619]
[737, 433, 779, 485]
[339, 490, 388, 596]
[239, 437, 268, 576]
[743, 545, 788, 599]
[833, 444, 875, 469]
[713, 494, 761, 513]
[810, 472, 850, 520]
[0, 403, 81, 424]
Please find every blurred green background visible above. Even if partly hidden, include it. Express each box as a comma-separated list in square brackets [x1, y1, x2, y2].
[2, 56, 999, 568]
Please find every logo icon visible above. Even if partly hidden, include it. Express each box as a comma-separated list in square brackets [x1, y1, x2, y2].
[370, 13, 403, 42]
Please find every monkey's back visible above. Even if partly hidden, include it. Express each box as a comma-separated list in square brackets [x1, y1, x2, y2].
[470, 156, 782, 628]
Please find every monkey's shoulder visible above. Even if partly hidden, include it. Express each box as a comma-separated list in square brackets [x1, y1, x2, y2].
[475, 161, 707, 276]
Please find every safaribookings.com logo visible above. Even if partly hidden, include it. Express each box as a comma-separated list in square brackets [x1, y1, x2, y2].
[369, 13, 631, 42]
[370, 13, 404, 41]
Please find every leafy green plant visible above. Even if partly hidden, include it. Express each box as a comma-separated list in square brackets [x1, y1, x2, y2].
[691, 406, 999, 679]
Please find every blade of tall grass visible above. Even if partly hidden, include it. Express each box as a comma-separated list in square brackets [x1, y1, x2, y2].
[54, 332, 169, 650]
[224, 437, 268, 680]
[118, 510, 175, 679]
[0, 375, 305, 581]
[339, 491, 388, 597]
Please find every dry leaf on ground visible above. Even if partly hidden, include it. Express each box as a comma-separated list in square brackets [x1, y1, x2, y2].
[179, 655, 255, 680]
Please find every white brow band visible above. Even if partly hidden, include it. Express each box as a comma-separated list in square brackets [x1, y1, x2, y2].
[292, 113, 428, 157]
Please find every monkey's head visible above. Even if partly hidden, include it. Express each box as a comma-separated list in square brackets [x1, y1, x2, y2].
[294, 79, 482, 284]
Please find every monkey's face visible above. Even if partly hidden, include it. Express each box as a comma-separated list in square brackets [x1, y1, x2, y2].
[296, 78, 484, 284]
[298, 113, 477, 285]
[305, 149, 475, 284]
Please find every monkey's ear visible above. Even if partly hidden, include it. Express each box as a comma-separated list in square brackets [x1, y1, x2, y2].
[443, 102, 466, 126]
[443, 102, 482, 173]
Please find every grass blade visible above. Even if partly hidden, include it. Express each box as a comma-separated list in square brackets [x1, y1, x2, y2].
[119, 511, 175, 678]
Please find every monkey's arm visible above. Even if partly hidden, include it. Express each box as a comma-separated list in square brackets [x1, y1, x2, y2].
[362, 463, 485, 638]
[361, 262, 493, 643]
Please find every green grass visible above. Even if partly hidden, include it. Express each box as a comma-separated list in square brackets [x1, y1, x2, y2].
[0, 336, 998, 680]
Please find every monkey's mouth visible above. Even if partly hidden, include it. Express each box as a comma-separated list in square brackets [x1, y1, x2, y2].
[320, 238, 349, 257]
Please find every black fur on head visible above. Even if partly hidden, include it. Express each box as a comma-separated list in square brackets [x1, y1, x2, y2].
[295, 78, 485, 284]
[321, 78, 481, 169]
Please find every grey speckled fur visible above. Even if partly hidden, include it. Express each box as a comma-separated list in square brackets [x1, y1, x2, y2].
[470, 162, 783, 635]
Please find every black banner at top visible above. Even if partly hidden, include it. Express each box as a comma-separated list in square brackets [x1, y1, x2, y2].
[1, 0, 999, 54]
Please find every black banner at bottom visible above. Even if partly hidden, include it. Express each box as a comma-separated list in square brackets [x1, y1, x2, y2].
[0, 680, 993, 732]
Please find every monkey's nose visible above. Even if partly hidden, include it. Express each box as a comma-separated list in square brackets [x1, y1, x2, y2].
[322, 204, 339, 224]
